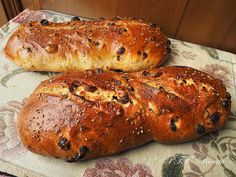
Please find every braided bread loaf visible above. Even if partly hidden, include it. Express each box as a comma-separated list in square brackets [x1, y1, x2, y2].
[18, 66, 231, 161]
[5, 17, 170, 72]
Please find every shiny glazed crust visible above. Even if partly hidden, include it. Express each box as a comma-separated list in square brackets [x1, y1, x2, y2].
[5, 17, 170, 72]
[18, 66, 231, 161]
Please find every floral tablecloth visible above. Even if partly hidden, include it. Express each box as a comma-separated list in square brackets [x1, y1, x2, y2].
[0, 9, 236, 177]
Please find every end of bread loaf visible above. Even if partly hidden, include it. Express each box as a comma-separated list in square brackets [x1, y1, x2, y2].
[17, 66, 231, 161]
[134, 66, 231, 144]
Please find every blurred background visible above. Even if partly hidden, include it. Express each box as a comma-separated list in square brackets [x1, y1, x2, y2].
[0, 0, 235, 54]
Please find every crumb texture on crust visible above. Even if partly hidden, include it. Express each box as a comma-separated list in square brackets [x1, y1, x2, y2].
[5, 18, 170, 72]
[17, 66, 231, 161]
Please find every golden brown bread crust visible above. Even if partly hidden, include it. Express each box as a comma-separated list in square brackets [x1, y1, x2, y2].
[17, 66, 231, 161]
[5, 17, 170, 72]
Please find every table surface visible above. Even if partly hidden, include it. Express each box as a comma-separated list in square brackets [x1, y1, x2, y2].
[0, 9, 236, 177]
